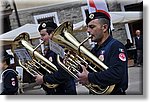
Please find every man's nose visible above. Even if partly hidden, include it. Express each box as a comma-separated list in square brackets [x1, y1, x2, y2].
[87, 27, 91, 33]
[87, 29, 91, 35]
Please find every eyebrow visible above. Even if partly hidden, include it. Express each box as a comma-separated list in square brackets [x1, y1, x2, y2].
[87, 24, 96, 28]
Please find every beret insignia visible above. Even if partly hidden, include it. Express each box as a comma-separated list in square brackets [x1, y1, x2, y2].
[42, 23, 46, 28]
[89, 14, 94, 19]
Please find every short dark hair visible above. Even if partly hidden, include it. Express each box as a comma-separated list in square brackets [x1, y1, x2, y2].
[98, 18, 110, 31]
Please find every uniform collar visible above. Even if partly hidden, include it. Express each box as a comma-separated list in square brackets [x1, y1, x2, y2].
[2, 67, 12, 72]
[96, 35, 113, 49]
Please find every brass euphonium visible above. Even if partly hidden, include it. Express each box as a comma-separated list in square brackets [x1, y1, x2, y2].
[52, 21, 115, 94]
[13, 33, 58, 88]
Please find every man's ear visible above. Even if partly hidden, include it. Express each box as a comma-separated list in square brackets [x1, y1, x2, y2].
[102, 24, 108, 33]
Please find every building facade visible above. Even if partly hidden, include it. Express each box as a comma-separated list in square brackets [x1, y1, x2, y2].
[8, 0, 143, 46]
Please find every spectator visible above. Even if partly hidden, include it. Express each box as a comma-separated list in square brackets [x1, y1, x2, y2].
[134, 30, 143, 67]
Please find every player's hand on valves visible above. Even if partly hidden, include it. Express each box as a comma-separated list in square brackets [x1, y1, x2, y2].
[35, 75, 44, 85]
[77, 65, 89, 85]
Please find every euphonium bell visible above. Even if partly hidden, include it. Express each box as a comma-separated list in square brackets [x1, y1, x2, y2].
[52, 21, 115, 94]
[13, 32, 58, 88]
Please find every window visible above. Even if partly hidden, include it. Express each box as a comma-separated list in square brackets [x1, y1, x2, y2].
[33, 12, 59, 25]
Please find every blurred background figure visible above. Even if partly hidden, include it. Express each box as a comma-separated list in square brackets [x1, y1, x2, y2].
[125, 39, 133, 49]
[134, 30, 143, 67]
[0, 50, 19, 95]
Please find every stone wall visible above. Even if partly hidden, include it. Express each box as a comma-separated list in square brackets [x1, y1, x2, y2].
[10, 2, 85, 29]
[112, 23, 128, 44]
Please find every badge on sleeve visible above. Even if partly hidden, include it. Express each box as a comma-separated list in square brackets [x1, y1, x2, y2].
[99, 55, 104, 61]
[11, 78, 16, 86]
[119, 53, 126, 61]
[49, 57, 53, 62]
[101, 50, 105, 55]
[119, 48, 124, 52]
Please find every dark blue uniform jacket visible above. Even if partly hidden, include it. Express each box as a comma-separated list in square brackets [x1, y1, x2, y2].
[1, 67, 18, 95]
[88, 36, 128, 94]
[42, 50, 77, 95]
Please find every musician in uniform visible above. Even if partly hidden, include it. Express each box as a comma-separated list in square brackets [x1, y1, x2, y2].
[0, 50, 18, 95]
[77, 11, 128, 95]
[35, 22, 77, 95]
